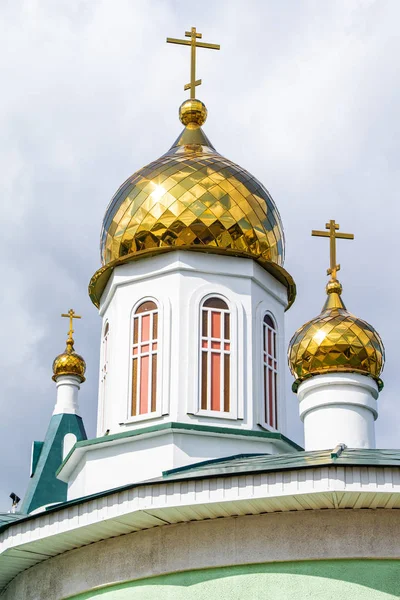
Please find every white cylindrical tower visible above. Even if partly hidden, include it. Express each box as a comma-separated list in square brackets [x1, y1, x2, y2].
[288, 257, 384, 451]
[297, 373, 378, 450]
[53, 375, 83, 416]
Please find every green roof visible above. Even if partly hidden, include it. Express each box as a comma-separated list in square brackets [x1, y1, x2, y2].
[2, 447, 399, 536]
[160, 448, 400, 481]
[21, 413, 87, 514]
[0, 513, 24, 528]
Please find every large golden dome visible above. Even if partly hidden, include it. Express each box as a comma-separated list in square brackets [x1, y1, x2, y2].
[89, 100, 295, 308]
[288, 280, 384, 391]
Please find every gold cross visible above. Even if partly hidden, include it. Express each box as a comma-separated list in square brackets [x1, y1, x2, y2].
[61, 309, 82, 343]
[312, 219, 354, 281]
[167, 27, 220, 99]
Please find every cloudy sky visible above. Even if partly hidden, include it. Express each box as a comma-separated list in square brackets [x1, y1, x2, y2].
[0, 0, 399, 510]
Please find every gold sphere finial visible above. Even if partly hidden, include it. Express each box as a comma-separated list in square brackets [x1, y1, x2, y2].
[326, 279, 342, 295]
[179, 99, 207, 129]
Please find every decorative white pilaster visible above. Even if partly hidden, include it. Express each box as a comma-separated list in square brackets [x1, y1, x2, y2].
[53, 375, 82, 416]
[298, 373, 378, 450]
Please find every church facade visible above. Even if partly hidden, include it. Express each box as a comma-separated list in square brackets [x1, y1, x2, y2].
[0, 29, 399, 600]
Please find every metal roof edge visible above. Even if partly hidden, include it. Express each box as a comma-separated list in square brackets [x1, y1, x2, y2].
[162, 453, 267, 477]
[56, 422, 303, 480]
[1, 449, 400, 538]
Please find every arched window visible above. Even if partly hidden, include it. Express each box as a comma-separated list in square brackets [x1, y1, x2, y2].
[263, 314, 278, 428]
[131, 301, 158, 417]
[99, 321, 110, 434]
[101, 322, 110, 383]
[100, 322, 110, 397]
[200, 297, 230, 413]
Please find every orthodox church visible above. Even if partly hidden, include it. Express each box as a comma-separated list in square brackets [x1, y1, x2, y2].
[0, 28, 399, 600]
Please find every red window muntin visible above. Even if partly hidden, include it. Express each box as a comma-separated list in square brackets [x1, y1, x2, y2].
[200, 297, 231, 413]
[132, 301, 158, 417]
[263, 314, 278, 428]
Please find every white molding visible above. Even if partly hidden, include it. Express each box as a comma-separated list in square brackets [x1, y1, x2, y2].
[98, 252, 288, 316]
[57, 427, 292, 484]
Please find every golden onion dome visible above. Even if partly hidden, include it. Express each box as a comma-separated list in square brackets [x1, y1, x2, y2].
[89, 99, 295, 309]
[288, 279, 384, 391]
[52, 323, 86, 383]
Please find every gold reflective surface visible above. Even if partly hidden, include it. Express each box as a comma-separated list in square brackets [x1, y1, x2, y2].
[52, 352, 86, 382]
[52, 308, 86, 382]
[288, 284, 384, 387]
[179, 99, 207, 127]
[100, 124, 285, 268]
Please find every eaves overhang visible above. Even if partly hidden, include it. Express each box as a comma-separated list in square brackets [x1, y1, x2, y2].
[88, 246, 296, 310]
[0, 457, 399, 593]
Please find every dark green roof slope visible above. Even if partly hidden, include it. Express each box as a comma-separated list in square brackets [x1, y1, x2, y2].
[0, 513, 24, 528]
[21, 413, 87, 514]
[161, 448, 400, 482]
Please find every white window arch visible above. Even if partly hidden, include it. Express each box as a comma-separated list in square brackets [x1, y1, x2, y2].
[263, 313, 278, 429]
[199, 296, 231, 414]
[131, 300, 159, 418]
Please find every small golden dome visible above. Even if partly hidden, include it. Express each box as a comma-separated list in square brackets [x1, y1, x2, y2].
[288, 281, 384, 390]
[179, 99, 207, 128]
[52, 348, 86, 383]
[91, 99, 296, 309]
[52, 310, 86, 382]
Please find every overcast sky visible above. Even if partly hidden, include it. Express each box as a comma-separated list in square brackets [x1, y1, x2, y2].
[0, 0, 399, 511]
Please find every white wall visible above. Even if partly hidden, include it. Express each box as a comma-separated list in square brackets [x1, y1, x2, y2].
[3, 510, 398, 600]
[96, 252, 289, 437]
[66, 430, 283, 500]
[298, 373, 378, 450]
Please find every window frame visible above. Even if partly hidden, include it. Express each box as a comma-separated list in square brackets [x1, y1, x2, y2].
[126, 297, 164, 423]
[194, 293, 239, 420]
[98, 320, 110, 435]
[259, 310, 279, 431]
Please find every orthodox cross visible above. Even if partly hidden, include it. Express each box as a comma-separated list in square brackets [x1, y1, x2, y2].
[61, 309, 82, 344]
[167, 27, 220, 99]
[312, 219, 354, 280]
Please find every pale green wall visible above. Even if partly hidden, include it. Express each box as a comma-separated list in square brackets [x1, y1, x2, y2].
[69, 560, 399, 600]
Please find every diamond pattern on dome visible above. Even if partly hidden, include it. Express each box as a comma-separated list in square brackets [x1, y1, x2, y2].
[52, 352, 86, 382]
[100, 143, 284, 266]
[288, 305, 384, 381]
